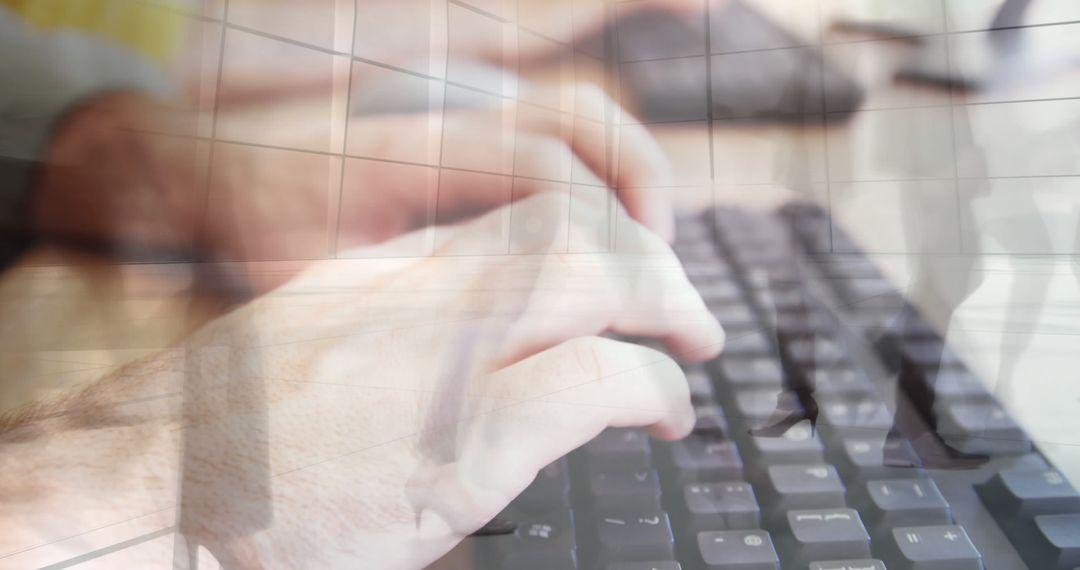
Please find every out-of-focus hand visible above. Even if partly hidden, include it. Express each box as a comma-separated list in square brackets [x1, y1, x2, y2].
[177, 193, 723, 568]
[32, 83, 674, 281]
[337, 82, 674, 248]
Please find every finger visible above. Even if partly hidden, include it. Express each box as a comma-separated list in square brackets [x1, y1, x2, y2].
[419, 337, 694, 533]
[494, 196, 723, 366]
[191, 69, 348, 109]
[519, 85, 676, 241]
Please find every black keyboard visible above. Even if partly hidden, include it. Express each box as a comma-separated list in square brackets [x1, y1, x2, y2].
[471, 202, 1080, 570]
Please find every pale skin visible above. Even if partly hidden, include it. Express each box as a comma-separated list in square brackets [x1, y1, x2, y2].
[0, 194, 724, 568]
[4, 2, 721, 566]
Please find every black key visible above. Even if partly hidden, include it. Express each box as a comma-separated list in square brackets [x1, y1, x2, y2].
[493, 508, 577, 569]
[687, 368, 718, 406]
[693, 405, 730, 437]
[719, 356, 785, 388]
[698, 280, 743, 304]
[595, 510, 675, 565]
[744, 424, 826, 466]
[786, 337, 848, 366]
[937, 403, 1031, 455]
[509, 458, 571, 513]
[1031, 514, 1080, 569]
[679, 482, 761, 536]
[723, 328, 774, 356]
[712, 303, 758, 328]
[820, 398, 894, 436]
[979, 468, 1080, 519]
[607, 563, 681, 570]
[669, 438, 744, 482]
[585, 428, 652, 470]
[864, 479, 952, 529]
[587, 468, 663, 511]
[811, 368, 875, 399]
[809, 560, 886, 570]
[734, 389, 786, 422]
[778, 508, 871, 568]
[697, 530, 780, 570]
[885, 525, 982, 570]
[833, 438, 925, 485]
[761, 464, 846, 518]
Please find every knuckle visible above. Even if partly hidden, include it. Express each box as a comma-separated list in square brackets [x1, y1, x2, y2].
[561, 336, 614, 380]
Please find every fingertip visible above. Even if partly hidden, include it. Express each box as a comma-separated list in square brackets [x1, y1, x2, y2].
[648, 406, 696, 441]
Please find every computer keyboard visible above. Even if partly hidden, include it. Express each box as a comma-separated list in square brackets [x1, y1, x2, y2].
[471, 202, 1080, 570]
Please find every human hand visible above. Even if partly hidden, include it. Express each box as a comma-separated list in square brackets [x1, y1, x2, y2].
[177, 192, 723, 568]
[32, 81, 674, 282]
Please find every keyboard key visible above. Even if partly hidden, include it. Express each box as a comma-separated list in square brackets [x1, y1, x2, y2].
[744, 424, 826, 466]
[712, 303, 758, 328]
[509, 458, 571, 514]
[607, 563, 681, 570]
[679, 482, 761, 536]
[494, 508, 577, 569]
[937, 403, 1031, 455]
[761, 464, 846, 518]
[979, 468, 1080, 519]
[786, 337, 848, 366]
[809, 560, 886, 570]
[719, 357, 785, 388]
[595, 510, 675, 565]
[1031, 514, 1080, 569]
[698, 530, 780, 570]
[687, 368, 718, 406]
[587, 468, 663, 511]
[693, 405, 729, 437]
[886, 525, 982, 570]
[834, 438, 925, 485]
[669, 438, 744, 482]
[864, 479, 952, 529]
[778, 509, 871, 568]
[820, 398, 894, 436]
[812, 368, 875, 399]
[723, 328, 774, 356]
[585, 428, 652, 469]
[734, 389, 786, 422]
[698, 281, 743, 304]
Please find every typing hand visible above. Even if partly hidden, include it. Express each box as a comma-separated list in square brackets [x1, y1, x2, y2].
[183, 193, 724, 568]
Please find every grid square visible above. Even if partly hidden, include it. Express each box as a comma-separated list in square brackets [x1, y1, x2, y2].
[509, 179, 572, 254]
[826, 106, 956, 181]
[433, 169, 513, 254]
[354, 0, 448, 77]
[712, 116, 828, 186]
[619, 56, 709, 123]
[204, 143, 337, 261]
[227, 0, 350, 51]
[338, 158, 438, 257]
[447, 3, 519, 97]
[440, 86, 517, 175]
[346, 62, 445, 165]
[215, 29, 348, 153]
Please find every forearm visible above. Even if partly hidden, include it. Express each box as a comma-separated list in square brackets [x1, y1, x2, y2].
[0, 350, 185, 558]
